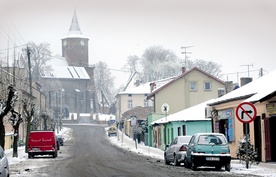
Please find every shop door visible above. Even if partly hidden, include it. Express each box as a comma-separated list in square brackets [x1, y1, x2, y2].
[264, 118, 271, 161]
[254, 116, 262, 161]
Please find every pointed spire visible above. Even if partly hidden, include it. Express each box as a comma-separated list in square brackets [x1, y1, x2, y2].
[68, 9, 82, 35]
[62, 9, 88, 39]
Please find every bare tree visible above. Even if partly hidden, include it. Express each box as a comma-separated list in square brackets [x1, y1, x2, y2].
[94, 61, 115, 110]
[20, 41, 52, 84]
[122, 46, 222, 84]
[140, 46, 182, 82]
[22, 98, 35, 153]
[0, 85, 16, 149]
[185, 58, 222, 78]
[9, 109, 22, 157]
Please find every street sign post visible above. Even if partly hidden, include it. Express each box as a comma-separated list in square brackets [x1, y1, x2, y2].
[161, 103, 169, 121]
[235, 102, 257, 169]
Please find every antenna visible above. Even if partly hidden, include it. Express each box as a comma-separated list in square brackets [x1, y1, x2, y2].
[240, 63, 253, 77]
[181, 46, 193, 67]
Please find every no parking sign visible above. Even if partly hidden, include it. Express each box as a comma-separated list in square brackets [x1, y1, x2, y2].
[235, 102, 257, 124]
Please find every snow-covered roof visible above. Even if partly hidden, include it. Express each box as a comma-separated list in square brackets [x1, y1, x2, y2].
[47, 56, 69, 66]
[41, 66, 90, 79]
[208, 69, 276, 105]
[118, 77, 176, 95]
[151, 99, 213, 125]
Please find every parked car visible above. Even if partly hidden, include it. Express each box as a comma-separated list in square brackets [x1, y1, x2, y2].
[107, 126, 117, 137]
[0, 146, 9, 177]
[184, 133, 231, 171]
[28, 130, 58, 158]
[164, 135, 192, 166]
[56, 135, 64, 146]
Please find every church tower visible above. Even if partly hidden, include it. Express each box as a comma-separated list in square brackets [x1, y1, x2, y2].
[61, 10, 89, 67]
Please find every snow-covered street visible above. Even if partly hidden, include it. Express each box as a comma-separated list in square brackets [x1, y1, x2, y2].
[6, 126, 276, 177]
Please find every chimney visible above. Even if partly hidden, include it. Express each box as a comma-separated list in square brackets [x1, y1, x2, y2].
[182, 67, 186, 73]
[150, 82, 156, 92]
[240, 77, 253, 87]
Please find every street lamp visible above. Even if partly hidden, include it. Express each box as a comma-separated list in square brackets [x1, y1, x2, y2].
[75, 89, 80, 120]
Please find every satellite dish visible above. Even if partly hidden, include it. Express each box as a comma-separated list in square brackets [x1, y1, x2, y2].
[161, 103, 169, 114]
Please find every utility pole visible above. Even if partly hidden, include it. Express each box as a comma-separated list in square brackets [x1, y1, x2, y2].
[27, 46, 33, 97]
[259, 68, 263, 77]
[181, 46, 193, 66]
[240, 64, 253, 77]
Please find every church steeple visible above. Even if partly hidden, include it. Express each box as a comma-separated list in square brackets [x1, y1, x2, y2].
[61, 9, 89, 67]
[68, 10, 82, 35]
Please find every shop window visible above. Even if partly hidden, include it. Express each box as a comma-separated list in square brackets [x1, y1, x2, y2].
[217, 109, 234, 142]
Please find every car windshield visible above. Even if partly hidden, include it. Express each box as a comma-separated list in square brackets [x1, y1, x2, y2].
[179, 136, 191, 144]
[197, 135, 227, 145]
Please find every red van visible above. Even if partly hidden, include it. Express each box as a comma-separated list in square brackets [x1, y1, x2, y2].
[28, 130, 58, 158]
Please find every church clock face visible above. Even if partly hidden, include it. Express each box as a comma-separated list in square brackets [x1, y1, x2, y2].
[80, 40, 85, 46]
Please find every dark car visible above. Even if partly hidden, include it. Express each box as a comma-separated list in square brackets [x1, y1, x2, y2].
[184, 133, 231, 171]
[164, 135, 192, 166]
[56, 135, 64, 146]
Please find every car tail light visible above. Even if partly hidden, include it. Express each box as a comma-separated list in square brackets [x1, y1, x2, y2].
[179, 145, 187, 151]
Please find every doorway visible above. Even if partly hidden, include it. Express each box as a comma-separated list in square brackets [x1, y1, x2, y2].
[254, 116, 262, 162]
[269, 117, 276, 161]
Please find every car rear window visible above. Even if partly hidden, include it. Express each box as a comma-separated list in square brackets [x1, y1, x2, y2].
[197, 135, 227, 145]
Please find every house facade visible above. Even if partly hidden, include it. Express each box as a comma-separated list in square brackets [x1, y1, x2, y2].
[115, 78, 175, 126]
[146, 67, 226, 150]
[149, 100, 213, 150]
[208, 70, 276, 162]
[147, 67, 226, 114]
[122, 106, 153, 142]
[116, 83, 153, 126]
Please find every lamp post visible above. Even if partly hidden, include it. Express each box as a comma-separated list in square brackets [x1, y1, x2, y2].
[75, 89, 80, 120]
[59, 88, 65, 132]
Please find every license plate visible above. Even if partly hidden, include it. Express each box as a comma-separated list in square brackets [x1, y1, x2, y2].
[206, 157, 220, 161]
[32, 148, 40, 151]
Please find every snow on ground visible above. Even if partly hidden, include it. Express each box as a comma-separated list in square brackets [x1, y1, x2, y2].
[108, 128, 276, 177]
[6, 126, 276, 177]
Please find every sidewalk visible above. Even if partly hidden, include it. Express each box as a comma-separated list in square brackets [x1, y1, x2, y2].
[109, 129, 276, 177]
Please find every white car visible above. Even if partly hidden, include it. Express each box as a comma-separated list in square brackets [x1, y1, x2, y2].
[164, 136, 192, 166]
[0, 146, 9, 177]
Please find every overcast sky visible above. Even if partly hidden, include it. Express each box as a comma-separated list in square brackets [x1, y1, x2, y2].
[1, 0, 276, 88]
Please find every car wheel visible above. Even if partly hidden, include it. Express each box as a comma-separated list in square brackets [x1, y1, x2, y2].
[183, 157, 188, 168]
[28, 153, 32, 159]
[164, 154, 170, 165]
[191, 157, 197, 171]
[225, 163, 231, 172]
[174, 155, 180, 166]
[53, 151, 58, 158]
[215, 165, 222, 170]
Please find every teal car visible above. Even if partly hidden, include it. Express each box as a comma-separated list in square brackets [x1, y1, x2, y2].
[184, 133, 231, 171]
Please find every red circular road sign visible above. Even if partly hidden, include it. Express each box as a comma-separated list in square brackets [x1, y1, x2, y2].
[236, 102, 257, 124]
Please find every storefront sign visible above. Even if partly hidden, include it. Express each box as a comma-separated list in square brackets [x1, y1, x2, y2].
[267, 103, 276, 116]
